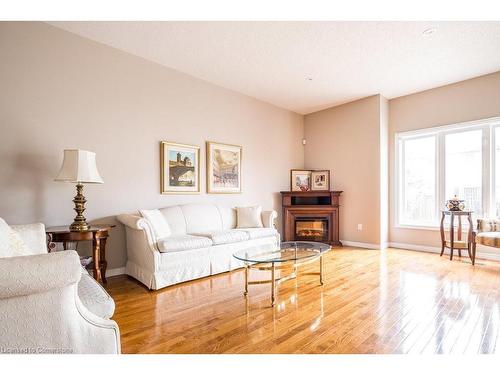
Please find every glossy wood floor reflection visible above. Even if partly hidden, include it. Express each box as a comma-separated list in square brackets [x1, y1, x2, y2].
[105, 248, 500, 354]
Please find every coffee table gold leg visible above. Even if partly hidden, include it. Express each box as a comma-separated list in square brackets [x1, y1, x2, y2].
[271, 263, 276, 306]
[244, 265, 249, 296]
[320, 256, 324, 286]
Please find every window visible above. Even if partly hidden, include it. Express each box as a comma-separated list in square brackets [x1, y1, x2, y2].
[400, 136, 436, 226]
[445, 130, 483, 217]
[495, 127, 500, 216]
[396, 117, 500, 228]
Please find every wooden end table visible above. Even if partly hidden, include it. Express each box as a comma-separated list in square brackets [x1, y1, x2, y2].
[439, 211, 474, 262]
[46, 225, 115, 284]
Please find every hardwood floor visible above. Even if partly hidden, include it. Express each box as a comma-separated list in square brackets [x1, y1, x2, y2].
[105, 248, 500, 354]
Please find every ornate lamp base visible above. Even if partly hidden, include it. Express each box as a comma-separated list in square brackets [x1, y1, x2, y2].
[70, 221, 90, 232]
[70, 183, 90, 232]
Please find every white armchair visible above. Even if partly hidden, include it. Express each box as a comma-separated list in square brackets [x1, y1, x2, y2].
[0, 223, 120, 354]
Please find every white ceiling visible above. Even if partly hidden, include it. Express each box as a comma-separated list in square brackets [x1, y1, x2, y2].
[49, 21, 500, 114]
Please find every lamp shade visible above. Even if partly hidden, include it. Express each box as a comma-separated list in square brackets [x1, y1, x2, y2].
[55, 149, 104, 184]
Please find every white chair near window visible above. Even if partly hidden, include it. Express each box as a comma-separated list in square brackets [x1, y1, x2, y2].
[471, 218, 500, 266]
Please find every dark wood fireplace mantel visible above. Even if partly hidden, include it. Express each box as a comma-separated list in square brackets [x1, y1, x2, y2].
[280, 191, 342, 246]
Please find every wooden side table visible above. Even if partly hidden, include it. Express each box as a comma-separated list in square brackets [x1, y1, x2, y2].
[439, 211, 474, 262]
[46, 225, 115, 284]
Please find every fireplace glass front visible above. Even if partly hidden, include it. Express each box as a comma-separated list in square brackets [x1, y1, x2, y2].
[294, 218, 328, 242]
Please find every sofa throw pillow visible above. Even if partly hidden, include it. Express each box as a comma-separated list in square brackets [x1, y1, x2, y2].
[139, 209, 172, 239]
[0, 217, 32, 258]
[236, 206, 264, 229]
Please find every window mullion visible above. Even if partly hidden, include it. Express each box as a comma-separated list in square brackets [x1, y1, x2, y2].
[400, 139, 405, 224]
[483, 126, 491, 219]
[491, 125, 497, 218]
[438, 133, 445, 224]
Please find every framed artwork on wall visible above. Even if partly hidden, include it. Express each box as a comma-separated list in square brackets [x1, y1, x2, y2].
[311, 170, 330, 191]
[290, 169, 312, 192]
[206, 141, 242, 194]
[160, 141, 200, 194]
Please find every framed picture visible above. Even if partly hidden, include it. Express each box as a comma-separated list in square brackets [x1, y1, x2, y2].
[206, 141, 242, 194]
[290, 169, 312, 192]
[160, 141, 200, 194]
[311, 170, 330, 191]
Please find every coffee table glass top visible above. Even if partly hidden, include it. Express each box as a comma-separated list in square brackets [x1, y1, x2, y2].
[233, 241, 331, 264]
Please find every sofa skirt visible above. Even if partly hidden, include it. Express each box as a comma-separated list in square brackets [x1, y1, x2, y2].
[126, 235, 279, 290]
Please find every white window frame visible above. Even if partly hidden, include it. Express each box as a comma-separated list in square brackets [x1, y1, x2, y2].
[395, 116, 500, 230]
[491, 123, 500, 217]
[397, 133, 438, 228]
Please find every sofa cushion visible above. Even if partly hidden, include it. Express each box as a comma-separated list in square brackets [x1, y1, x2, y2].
[159, 205, 187, 235]
[477, 219, 500, 233]
[195, 230, 249, 245]
[243, 227, 278, 239]
[10, 223, 47, 255]
[476, 232, 500, 247]
[157, 234, 213, 253]
[236, 206, 264, 228]
[0, 217, 33, 258]
[217, 206, 237, 230]
[78, 269, 115, 319]
[181, 204, 223, 233]
[140, 209, 171, 239]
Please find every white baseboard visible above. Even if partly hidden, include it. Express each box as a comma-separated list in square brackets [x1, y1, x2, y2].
[389, 242, 500, 262]
[341, 240, 381, 250]
[389, 242, 441, 253]
[94, 244, 500, 280]
[103, 267, 126, 277]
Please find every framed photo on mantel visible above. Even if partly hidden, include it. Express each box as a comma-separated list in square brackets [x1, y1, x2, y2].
[311, 170, 330, 191]
[160, 141, 200, 194]
[290, 169, 312, 192]
[290, 169, 331, 192]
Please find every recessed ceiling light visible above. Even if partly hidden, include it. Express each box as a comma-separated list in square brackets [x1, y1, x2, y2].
[422, 28, 437, 36]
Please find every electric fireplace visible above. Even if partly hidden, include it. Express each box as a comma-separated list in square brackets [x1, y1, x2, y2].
[280, 190, 342, 246]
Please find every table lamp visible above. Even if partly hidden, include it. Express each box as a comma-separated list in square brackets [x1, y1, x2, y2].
[55, 149, 104, 231]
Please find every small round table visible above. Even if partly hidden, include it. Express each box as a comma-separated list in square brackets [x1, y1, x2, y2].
[46, 225, 115, 284]
[439, 210, 474, 262]
[233, 241, 331, 306]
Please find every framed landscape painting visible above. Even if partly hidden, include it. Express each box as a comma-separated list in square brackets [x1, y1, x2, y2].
[206, 141, 242, 194]
[160, 141, 200, 194]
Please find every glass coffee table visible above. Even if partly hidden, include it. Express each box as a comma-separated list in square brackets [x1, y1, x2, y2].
[233, 241, 331, 306]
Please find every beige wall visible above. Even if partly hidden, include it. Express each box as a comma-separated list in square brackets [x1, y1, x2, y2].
[389, 71, 500, 249]
[304, 95, 386, 246]
[379, 96, 389, 246]
[0, 22, 304, 270]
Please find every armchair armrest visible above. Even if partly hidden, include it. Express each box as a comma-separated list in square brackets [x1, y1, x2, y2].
[261, 210, 278, 229]
[476, 218, 500, 233]
[10, 223, 47, 255]
[0, 251, 82, 299]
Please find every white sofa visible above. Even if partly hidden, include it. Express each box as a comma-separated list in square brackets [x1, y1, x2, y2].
[0, 223, 120, 354]
[117, 204, 279, 290]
